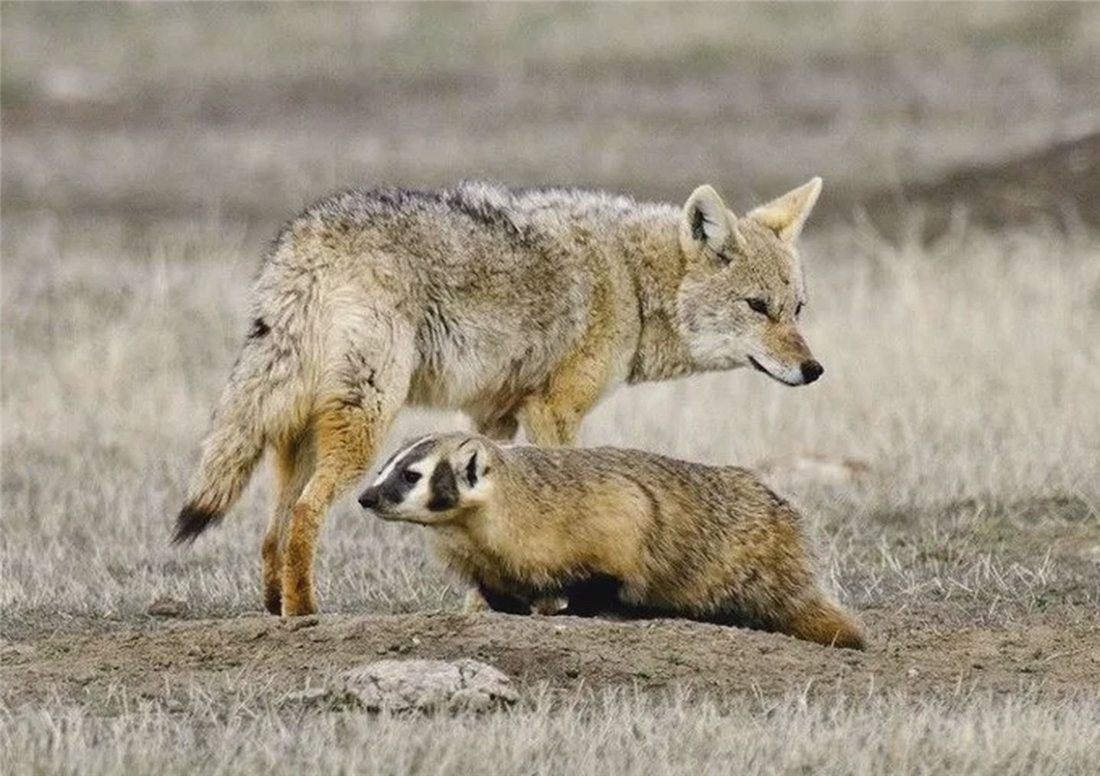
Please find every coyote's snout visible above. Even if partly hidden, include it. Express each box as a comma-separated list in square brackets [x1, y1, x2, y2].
[748, 322, 823, 387]
[175, 178, 826, 616]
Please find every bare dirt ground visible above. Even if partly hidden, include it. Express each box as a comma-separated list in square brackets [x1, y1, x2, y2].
[5, 605, 1100, 716]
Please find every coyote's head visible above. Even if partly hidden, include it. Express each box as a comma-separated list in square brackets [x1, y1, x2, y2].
[675, 178, 824, 386]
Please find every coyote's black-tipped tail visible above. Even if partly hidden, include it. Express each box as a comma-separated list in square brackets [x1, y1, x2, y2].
[173, 504, 225, 544]
[174, 332, 287, 546]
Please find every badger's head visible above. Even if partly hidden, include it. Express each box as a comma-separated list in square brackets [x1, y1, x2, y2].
[358, 433, 494, 524]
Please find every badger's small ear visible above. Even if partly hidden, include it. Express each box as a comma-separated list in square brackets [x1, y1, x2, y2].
[455, 437, 491, 488]
[747, 177, 822, 243]
[681, 184, 744, 262]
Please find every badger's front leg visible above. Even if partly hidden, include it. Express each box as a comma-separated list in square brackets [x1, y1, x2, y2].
[530, 596, 569, 615]
[473, 585, 533, 615]
[463, 587, 491, 613]
[464, 586, 567, 616]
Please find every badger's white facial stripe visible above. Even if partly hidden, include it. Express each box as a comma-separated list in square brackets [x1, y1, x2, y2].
[372, 436, 438, 487]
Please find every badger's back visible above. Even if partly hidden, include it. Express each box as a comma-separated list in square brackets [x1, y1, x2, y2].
[496, 444, 820, 616]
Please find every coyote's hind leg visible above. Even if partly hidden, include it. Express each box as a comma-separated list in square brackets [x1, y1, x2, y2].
[262, 432, 315, 614]
[280, 335, 413, 617]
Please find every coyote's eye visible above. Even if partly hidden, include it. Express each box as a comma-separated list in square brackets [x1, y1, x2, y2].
[796, 301, 805, 317]
[746, 298, 769, 316]
[402, 469, 422, 485]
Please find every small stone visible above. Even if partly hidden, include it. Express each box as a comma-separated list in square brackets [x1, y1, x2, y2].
[0, 643, 36, 661]
[282, 615, 320, 631]
[147, 597, 186, 618]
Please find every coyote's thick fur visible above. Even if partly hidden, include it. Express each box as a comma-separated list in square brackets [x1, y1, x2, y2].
[359, 433, 865, 650]
[176, 179, 825, 616]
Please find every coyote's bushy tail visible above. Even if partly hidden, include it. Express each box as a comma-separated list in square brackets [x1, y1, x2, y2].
[174, 330, 305, 544]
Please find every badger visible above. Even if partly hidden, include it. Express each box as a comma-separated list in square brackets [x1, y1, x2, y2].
[358, 432, 865, 650]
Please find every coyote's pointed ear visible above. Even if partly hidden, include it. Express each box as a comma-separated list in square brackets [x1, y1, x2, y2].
[681, 185, 745, 263]
[454, 437, 491, 489]
[747, 177, 822, 243]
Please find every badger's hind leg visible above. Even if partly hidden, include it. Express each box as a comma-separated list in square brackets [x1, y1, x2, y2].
[708, 565, 867, 649]
[779, 594, 867, 651]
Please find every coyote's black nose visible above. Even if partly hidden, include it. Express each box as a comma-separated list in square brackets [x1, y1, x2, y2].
[358, 487, 380, 510]
[800, 360, 824, 384]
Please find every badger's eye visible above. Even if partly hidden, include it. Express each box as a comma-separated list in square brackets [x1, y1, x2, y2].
[401, 469, 422, 485]
[746, 298, 768, 316]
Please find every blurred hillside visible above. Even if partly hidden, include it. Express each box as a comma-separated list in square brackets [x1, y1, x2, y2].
[3, 3, 1098, 234]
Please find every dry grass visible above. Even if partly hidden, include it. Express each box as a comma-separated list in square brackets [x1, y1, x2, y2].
[2, 217, 1097, 626]
[4, 688, 1100, 776]
[3, 4, 1100, 774]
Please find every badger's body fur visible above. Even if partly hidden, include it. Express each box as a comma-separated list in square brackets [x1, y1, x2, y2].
[359, 433, 866, 650]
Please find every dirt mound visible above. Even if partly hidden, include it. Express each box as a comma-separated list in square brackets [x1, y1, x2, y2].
[4, 609, 1099, 714]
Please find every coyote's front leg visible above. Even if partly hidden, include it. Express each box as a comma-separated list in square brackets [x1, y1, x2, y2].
[520, 362, 610, 447]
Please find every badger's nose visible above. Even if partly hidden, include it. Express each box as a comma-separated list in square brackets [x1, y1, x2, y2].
[358, 487, 380, 510]
[800, 359, 824, 384]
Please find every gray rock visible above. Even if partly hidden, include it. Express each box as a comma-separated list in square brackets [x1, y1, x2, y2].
[342, 658, 518, 714]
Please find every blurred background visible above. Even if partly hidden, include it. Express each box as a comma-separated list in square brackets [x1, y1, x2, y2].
[3, 3, 1098, 235]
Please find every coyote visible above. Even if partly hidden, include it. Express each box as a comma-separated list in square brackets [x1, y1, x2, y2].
[176, 178, 825, 616]
[359, 432, 865, 650]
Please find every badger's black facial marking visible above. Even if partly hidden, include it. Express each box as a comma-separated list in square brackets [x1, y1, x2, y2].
[370, 439, 439, 507]
[427, 460, 458, 512]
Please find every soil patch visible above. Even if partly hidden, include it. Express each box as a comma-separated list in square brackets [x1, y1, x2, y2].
[5, 608, 1099, 714]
